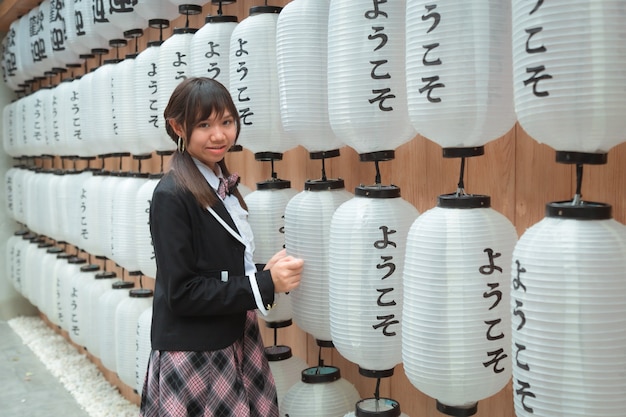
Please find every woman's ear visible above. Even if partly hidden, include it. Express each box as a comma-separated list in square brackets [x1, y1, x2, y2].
[168, 119, 184, 138]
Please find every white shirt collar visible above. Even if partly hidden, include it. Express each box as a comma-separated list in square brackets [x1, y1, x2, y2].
[192, 157, 221, 190]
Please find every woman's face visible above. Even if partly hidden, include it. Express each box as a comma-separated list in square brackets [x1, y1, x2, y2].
[185, 110, 238, 172]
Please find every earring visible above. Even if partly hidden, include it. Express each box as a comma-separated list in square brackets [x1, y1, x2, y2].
[177, 136, 185, 153]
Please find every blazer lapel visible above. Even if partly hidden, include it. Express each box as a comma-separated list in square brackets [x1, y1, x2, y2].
[206, 204, 245, 246]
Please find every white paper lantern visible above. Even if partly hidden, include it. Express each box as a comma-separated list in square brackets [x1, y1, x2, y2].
[276, 0, 343, 153]
[17, 15, 38, 82]
[4, 167, 17, 221]
[135, 175, 162, 278]
[512, 203, 626, 417]
[106, 0, 148, 33]
[79, 171, 106, 255]
[87, 59, 122, 156]
[285, 183, 352, 343]
[65, 0, 108, 54]
[57, 256, 87, 332]
[402, 196, 517, 414]
[135, 0, 179, 22]
[84, 270, 118, 357]
[2, 21, 25, 90]
[26, 2, 62, 79]
[265, 345, 309, 413]
[229, 6, 296, 155]
[280, 366, 361, 417]
[21, 237, 48, 303]
[91, 1, 125, 41]
[134, 41, 170, 153]
[2, 101, 18, 157]
[157, 27, 197, 150]
[512, 0, 626, 159]
[68, 264, 101, 347]
[55, 77, 83, 157]
[111, 174, 149, 272]
[44, 251, 73, 327]
[406, 1, 515, 151]
[37, 246, 66, 320]
[327, 0, 415, 157]
[48, 0, 80, 68]
[97, 280, 135, 372]
[329, 190, 419, 375]
[136, 305, 153, 394]
[190, 15, 238, 88]
[112, 53, 140, 155]
[115, 288, 153, 390]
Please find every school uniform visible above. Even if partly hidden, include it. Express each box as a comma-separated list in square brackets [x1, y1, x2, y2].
[140, 160, 279, 417]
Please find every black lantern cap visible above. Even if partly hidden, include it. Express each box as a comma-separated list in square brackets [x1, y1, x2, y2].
[442, 146, 484, 159]
[438, 193, 491, 209]
[359, 367, 394, 379]
[264, 319, 292, 329]
[255, 151, 283, 162]
[436, 401, 478, 417]
[80, 264, 100, 273]
[301, 366, 340, 383]
[257, 178, 291, 190]
[309, 149, 340, 160]
[129, 288, 154, 298]
[149, 19, 170, 30]
[112, 280, 135, 290]
[250, 6, 282, 15]
[316, 339, 334, 348]
[355, 184, 400, 199]
[206, 15, 238, 23]
[95, 271, 117, 279]
[264, 345, 292, 361]
[359, 150, 395, 163]
[173, 27, 198, 35]
[546, 201, 612, 220]
[305, 178, 345, 191]
[355, 398, 401, 417]
[555, 151, 607, 165]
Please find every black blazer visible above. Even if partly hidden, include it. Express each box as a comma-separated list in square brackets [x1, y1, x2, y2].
[149, 173, 275, 351]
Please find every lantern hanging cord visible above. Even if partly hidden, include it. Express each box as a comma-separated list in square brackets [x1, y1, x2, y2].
[217, 0, 224, 15]
[273, 328, 278, 346]
[317, 345, 324, 368]
[271, 159, 278, 180]
[321, 157, 328, 182]
[374, 160, 382, 185]
[572, 163, 583, 205]
[455, 156, 467, 197]
[374, 377, 381, 402]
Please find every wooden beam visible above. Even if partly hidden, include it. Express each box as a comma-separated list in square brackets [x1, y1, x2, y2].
[0, 0, 41, 33]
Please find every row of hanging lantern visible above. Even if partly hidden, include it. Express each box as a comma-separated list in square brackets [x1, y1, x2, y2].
[510, 1, 626, 416]
[4, 165, 159, 279]
[5, 233, 154, 394]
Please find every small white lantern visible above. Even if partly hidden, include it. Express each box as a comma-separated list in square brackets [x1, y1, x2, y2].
[265, 345, 309, 412]
[97, 280, 135, 372]
[402, 195, 517, 415]
[48, 0, 80, 68]
[134, 41, 169, 153]
[87, 59, 122, 156]
[135, 0, 179, 22]
[229, 6, 296, 156]
[327, 0, 415, 158]
[69, 264, 101, 348]
[406, 0, 515, 154]
[329, 189, 419, 376]
[512, 0, 626, 162]
[84, 270, 118, 357]
[135, 174, 163, 278]
[276, 0, 343, 154]
[190, 14, 238, 88]
[280, 366, 361, 417]
[512, 203, 626, 417]
[115, 288, 153, 391]
[157, 26, 198, 151]
[44, 251, 73, 327]
[64, 0, 108, 54]
[136, 306, 153, 394]
[285, 182, 352, 344]
[112, 53, 140, 155]
[56, 256, 87, 332]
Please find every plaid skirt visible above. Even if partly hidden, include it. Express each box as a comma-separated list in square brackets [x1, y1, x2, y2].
[140, 311, 279, 417]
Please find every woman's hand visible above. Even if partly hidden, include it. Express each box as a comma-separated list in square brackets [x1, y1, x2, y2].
[269, 255, 303, 293]
[264, 248, 287, 271]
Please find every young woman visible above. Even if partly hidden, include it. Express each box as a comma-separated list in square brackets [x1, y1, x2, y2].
[140, 77, 303, 417]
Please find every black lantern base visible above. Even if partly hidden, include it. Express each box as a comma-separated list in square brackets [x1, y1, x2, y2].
[264, 319, 292, 329]
[358, 367, 394, 379]
[436, 400, 478, 417]
[546, 201, 612, 220]
[359, 150, 395, 162]
[355, 184, 400, 199]
[301, 366, 340, 383]
[442, 146, 484, 159]
[316, 339, 335, 348]
[264, 345, 292, 361]
[555, 150, 607, 165]
[255, 151, 283, 162]
[438, 193, 490, 209]
[355, 398, 401, 417]
[309, 149, 340, 160]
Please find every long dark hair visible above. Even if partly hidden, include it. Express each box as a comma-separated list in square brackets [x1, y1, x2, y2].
[163, 77, 247, 210]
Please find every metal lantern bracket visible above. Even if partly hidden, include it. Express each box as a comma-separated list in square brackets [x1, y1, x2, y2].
[149, 19, 170, 42]
[264, 345, 292, 362]
[211, 0, 237, 17]
[355, 398, 402, 417]
[178, 4, 203, 29]
[308, 148, 341, 183]
[437, 401, 478, 417]
[301, 365, 341, 384]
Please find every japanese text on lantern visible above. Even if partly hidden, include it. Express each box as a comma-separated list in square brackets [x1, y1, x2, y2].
[80, 187, 88, 240]
[512, 259, 535, 413]
[204, 41, 223, 80]
[50, 0, 66, 53]
[366, 0, 396, 112]
[29, 9, 46, 62]
[34, 97, 43, 142]
[147, 63, 158, 128]
[523, 1, 551, 97]
[372, 225, 399, 337]
[171, 51, 188, 81]
[71, 87, 82, 142]
[420, 3, 445, 103]
[233, 38, 253, 126]
[479, 248, 508, 374]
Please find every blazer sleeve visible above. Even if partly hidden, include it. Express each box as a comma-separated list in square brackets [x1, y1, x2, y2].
[150, 181, 274, 317]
